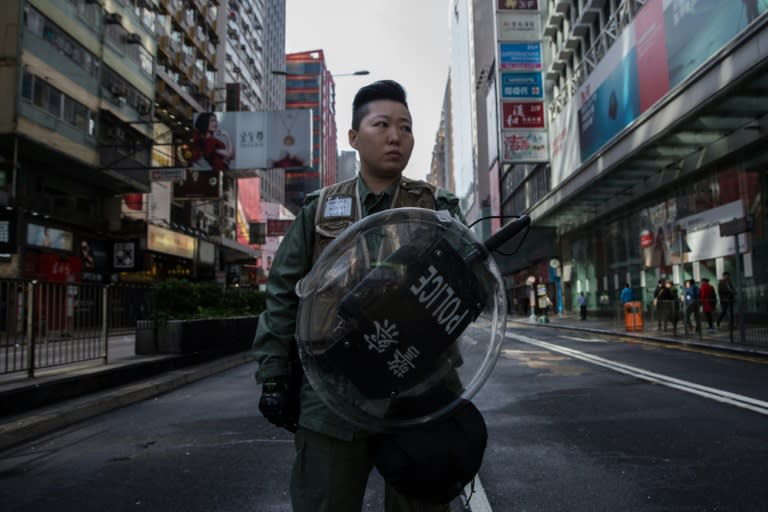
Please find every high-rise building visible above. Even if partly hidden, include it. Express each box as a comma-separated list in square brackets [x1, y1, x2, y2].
[443, 0, 768, 330]
[0, 0, 157, 283]
[279, 49, 337, 213]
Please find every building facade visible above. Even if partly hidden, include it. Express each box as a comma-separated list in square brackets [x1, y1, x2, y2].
[0, 0, 287, 289]
[279, 49, 336, 213]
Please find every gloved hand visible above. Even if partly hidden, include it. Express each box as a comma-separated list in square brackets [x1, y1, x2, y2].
[258, 375, 298, 433]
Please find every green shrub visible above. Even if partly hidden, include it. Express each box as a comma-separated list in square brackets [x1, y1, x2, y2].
[152, 278, 266, 320]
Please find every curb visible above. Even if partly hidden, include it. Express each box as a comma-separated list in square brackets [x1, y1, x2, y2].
[0, 352, 256, 452]
[509, 319, 768, 358]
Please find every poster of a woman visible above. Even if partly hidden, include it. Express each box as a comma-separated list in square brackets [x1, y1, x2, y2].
[188, 113, 234, 171]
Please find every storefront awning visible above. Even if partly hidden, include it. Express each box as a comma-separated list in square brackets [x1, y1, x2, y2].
[210, 235, 260, 264]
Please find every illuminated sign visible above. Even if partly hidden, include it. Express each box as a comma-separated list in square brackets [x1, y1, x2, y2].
[147, 224, 196, 259]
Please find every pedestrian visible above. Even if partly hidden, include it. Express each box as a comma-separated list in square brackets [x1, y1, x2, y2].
[683, 279, 701, 332]
[620, 283, 633, 305]
[653, 279, 664, 330]
[252, 80, 471, 512]
[657, 279, 677, 331]
[716, 271, 735, 328]
[699, 277, 716, 331]
[577, 292, 587, 320]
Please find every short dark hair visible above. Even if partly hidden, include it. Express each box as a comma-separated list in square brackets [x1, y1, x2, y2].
[351, 80, 409, 130]
[194, 112, 215, 133]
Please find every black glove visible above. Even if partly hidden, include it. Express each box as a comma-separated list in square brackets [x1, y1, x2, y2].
[258, 375, 299, 433]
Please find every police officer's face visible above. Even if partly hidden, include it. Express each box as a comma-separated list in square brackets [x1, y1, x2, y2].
[349, 99, 414, 180]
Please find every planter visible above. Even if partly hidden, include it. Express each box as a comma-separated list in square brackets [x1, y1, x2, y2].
[135, 316, 259, 355]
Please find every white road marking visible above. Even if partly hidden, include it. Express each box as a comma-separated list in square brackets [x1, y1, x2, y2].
[462, 475, 492, 512]
[506, 332, 768, 416]
[560, 335, 607, 343]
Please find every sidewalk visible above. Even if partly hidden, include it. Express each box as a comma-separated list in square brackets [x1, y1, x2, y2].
[0, 332, 256, 451]
[508, 311, 768, 358]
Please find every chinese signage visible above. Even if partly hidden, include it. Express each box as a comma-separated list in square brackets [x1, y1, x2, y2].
[497, 0, 538, 9]
[502, 130, 549, 162]
[501, 71, 543, 99]
[502, 102, 545, 129]
[497, 13, 541, 40]
[499, 43, 542, 70]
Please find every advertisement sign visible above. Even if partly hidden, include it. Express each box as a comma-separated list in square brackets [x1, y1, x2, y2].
[502, 130, 548, 162]
[267, 218, 294, 236]
[500, 72, 543, 99]
[173, 169, 221, 200]
[178, 110, 313, 172]
[502, 101, 545, 129]
[27, 223, 73, 251]
[497, 13, 541, 41]
[198, 240, 215, 265]
[147, 224, 196, 260]
[36, 253, 81, 282]
[113, 241, 137, 269]
[497, 0, 538, 9]
[549, 99, 581, 186]
[499, 43, 542, 71]
[80, 238, 110, 282]
[150, 168, 186, 181]
[0, 209, 16, 254]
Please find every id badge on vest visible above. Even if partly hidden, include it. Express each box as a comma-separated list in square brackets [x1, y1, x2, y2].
[323, 195, 354, 219]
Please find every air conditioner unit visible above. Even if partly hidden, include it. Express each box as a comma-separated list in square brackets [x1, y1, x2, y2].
[124, 33, 142, 44]
[110, 83, 128, 97]
[104, 12, 122, 24]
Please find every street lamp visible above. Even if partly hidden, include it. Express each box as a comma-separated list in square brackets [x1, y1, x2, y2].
[270, 70, 370, 77]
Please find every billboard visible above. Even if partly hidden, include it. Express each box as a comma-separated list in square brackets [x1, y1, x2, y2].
[178, 110, 313, 172]
[27, 224, 73, 251]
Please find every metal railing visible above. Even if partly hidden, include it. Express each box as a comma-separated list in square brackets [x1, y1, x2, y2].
[0, 279, 151, 377]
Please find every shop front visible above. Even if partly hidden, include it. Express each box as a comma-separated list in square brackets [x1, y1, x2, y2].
[560, 160, 767, 322]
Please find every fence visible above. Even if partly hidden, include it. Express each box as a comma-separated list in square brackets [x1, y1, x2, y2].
[606, 299, 768, 347]
[0, 279, 151, 377]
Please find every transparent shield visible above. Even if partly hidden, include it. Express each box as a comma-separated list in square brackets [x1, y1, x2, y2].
[295, 208, 506, 431]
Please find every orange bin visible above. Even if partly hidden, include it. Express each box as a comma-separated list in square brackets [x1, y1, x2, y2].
[624, 301, 644, 331]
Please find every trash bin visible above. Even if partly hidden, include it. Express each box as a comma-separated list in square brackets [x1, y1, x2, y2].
[624, 301, 643, 331]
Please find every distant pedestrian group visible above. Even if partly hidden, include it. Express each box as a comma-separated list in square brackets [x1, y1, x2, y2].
[652, 272, 735, 333]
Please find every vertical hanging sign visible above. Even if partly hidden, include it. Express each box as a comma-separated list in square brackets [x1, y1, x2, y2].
[495, 3, 548, 164]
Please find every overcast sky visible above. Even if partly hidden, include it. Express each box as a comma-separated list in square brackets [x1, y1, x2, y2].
[285, 0, 451, 180]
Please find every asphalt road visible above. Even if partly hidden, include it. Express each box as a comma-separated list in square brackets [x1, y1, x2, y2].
[2, 323, 768, 511]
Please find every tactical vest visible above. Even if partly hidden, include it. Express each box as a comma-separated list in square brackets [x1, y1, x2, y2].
[312, 176, 438, 262]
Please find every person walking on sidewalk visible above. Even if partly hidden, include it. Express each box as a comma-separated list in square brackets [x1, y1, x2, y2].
[700, 277, 716, 331]
[577, 292, 588, 320]
[683, 279, 701, 332]
[252, 80, 468, 512]
[620, 283, 633, 305]
[653, 279, 664, 330]
[717, 272, 735, 328]
[657, 280, 677, 332]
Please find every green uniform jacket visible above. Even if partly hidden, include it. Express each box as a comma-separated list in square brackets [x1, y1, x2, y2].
[253, 176, 463, 441]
